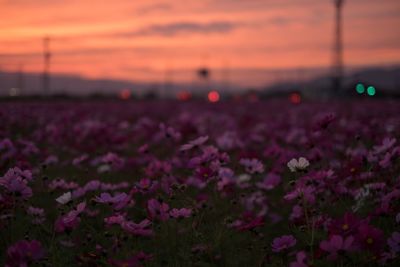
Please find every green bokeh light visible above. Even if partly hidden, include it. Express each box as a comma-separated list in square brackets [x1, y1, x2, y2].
[356, 83, 365, 94]
[367, 86, 376, 96]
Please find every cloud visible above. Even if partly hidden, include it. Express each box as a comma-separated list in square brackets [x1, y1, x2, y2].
[120, 21, 240, 37]
[135, 3, 173, 15]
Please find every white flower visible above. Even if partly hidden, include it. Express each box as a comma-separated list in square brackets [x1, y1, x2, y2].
[56, 191, 72, 204]
[237, 174, 251, 183]
[287, 157, 310, 172]
[97, 164, 111, 173]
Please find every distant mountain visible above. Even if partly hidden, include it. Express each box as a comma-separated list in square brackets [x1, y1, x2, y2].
[1, 65, 399, 97]
[263, 65, 400, 97]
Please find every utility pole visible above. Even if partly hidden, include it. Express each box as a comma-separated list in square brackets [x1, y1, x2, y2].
[332, 0, 345, 92]
[43, 36, 51, 96]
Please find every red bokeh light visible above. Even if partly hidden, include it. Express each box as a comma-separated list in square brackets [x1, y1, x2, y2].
[208, 90, 220, 103]
[119, 89, 131, 100]
[289, 92, 301, 104]
[177, 91, 192, 101]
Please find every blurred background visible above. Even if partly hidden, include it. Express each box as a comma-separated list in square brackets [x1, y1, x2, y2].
[0, 0, 399, 100]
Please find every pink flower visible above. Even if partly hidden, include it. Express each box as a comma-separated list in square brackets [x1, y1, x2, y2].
[26, 206, 45, 224]
[6, 239, 45, 267]
[387, 232, 400, 253]
[147, 199, 169, 221]
[159, 123, 181, 141]
[328, 212, 364, 236]
[55, 202, 86, 233]
[373, 137, 396, 154]
[355, 223, 384, 254]
[271, 235, 297, 253]
[239, 158, 264, 174]
[256, 173, 281, 190]
[230, 212, 264, 232]
[72, 154, 88, 166]
[104, 214, 126, 226]
[284, 185, 315, 204]
[0, 167, 33, 199]
[180, 136, 208, 151]
[121, 219, 153, 237]
[170, 208, 192, 218]
[320, 235, 354, 261]
[289, 251, 308, 267]
[94, 192, 131, 210]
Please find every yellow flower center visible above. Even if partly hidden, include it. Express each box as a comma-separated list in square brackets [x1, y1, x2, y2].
[350, 168, 356, 173]
[342, 224, 349, 230]
[367, 238, 373, 244]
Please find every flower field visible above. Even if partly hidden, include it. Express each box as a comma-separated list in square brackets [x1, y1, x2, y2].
[0, 99, 399, 266]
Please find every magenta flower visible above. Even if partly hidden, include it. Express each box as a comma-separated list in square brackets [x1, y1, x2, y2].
[180, 136, 208, 151]
[55, 202, 86, 233]
[256, 173, 281, 190]
[104, 214, 126, 226]
[26, 206, 45, 224]
[6, 239, 45, 267]
[320, 235, 354, 261]
[271, 235, 297, 253]
[289, 251, 308, 267]
[94, 192, 131, 210]
[373, 137, 396, 154]
[355, 223, 384, 254]
[387, 232, 400, 253]
[121, 219, 153, 237]
[284, 185, 315, 204]
[0, 167, 33, 199]
[328, 212, 364, 236]
[231, 212, 265, 232]
[147, 199, 169, 221]
[239, 158, 264, 174]
[170, 208, 192, 219]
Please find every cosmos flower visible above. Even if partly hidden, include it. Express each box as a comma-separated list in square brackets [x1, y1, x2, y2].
[147, 199, 170, 221]
[56, 191, 72, 205]
[180, 136, 209, 151]
[6, 239, 45, 267]
[239, 158, 264, 174]
[0, 167, 33, 199]
[26, 206, 45, 224]
[355, 223, 384, 254]
[169, 208, 192, 218]
[289, 251, 308, 267]
[121, 219, 153, 237]
[94, 192, 131, 210]
[387, 232, 400, 254]
[320, 235, 354, 261]
[328, 212, 364, 236]
[256, 173, 281, 190]
[271, 235, 297, 253]
[287, 157, 310, 172]
[55, 202, 86, 233]
[373, 137, 396, 154]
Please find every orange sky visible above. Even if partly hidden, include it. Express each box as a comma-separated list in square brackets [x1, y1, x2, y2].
[1, 0, 399, 84]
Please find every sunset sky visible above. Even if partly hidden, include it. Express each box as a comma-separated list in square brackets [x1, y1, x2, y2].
[0, 0, 399, 85]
